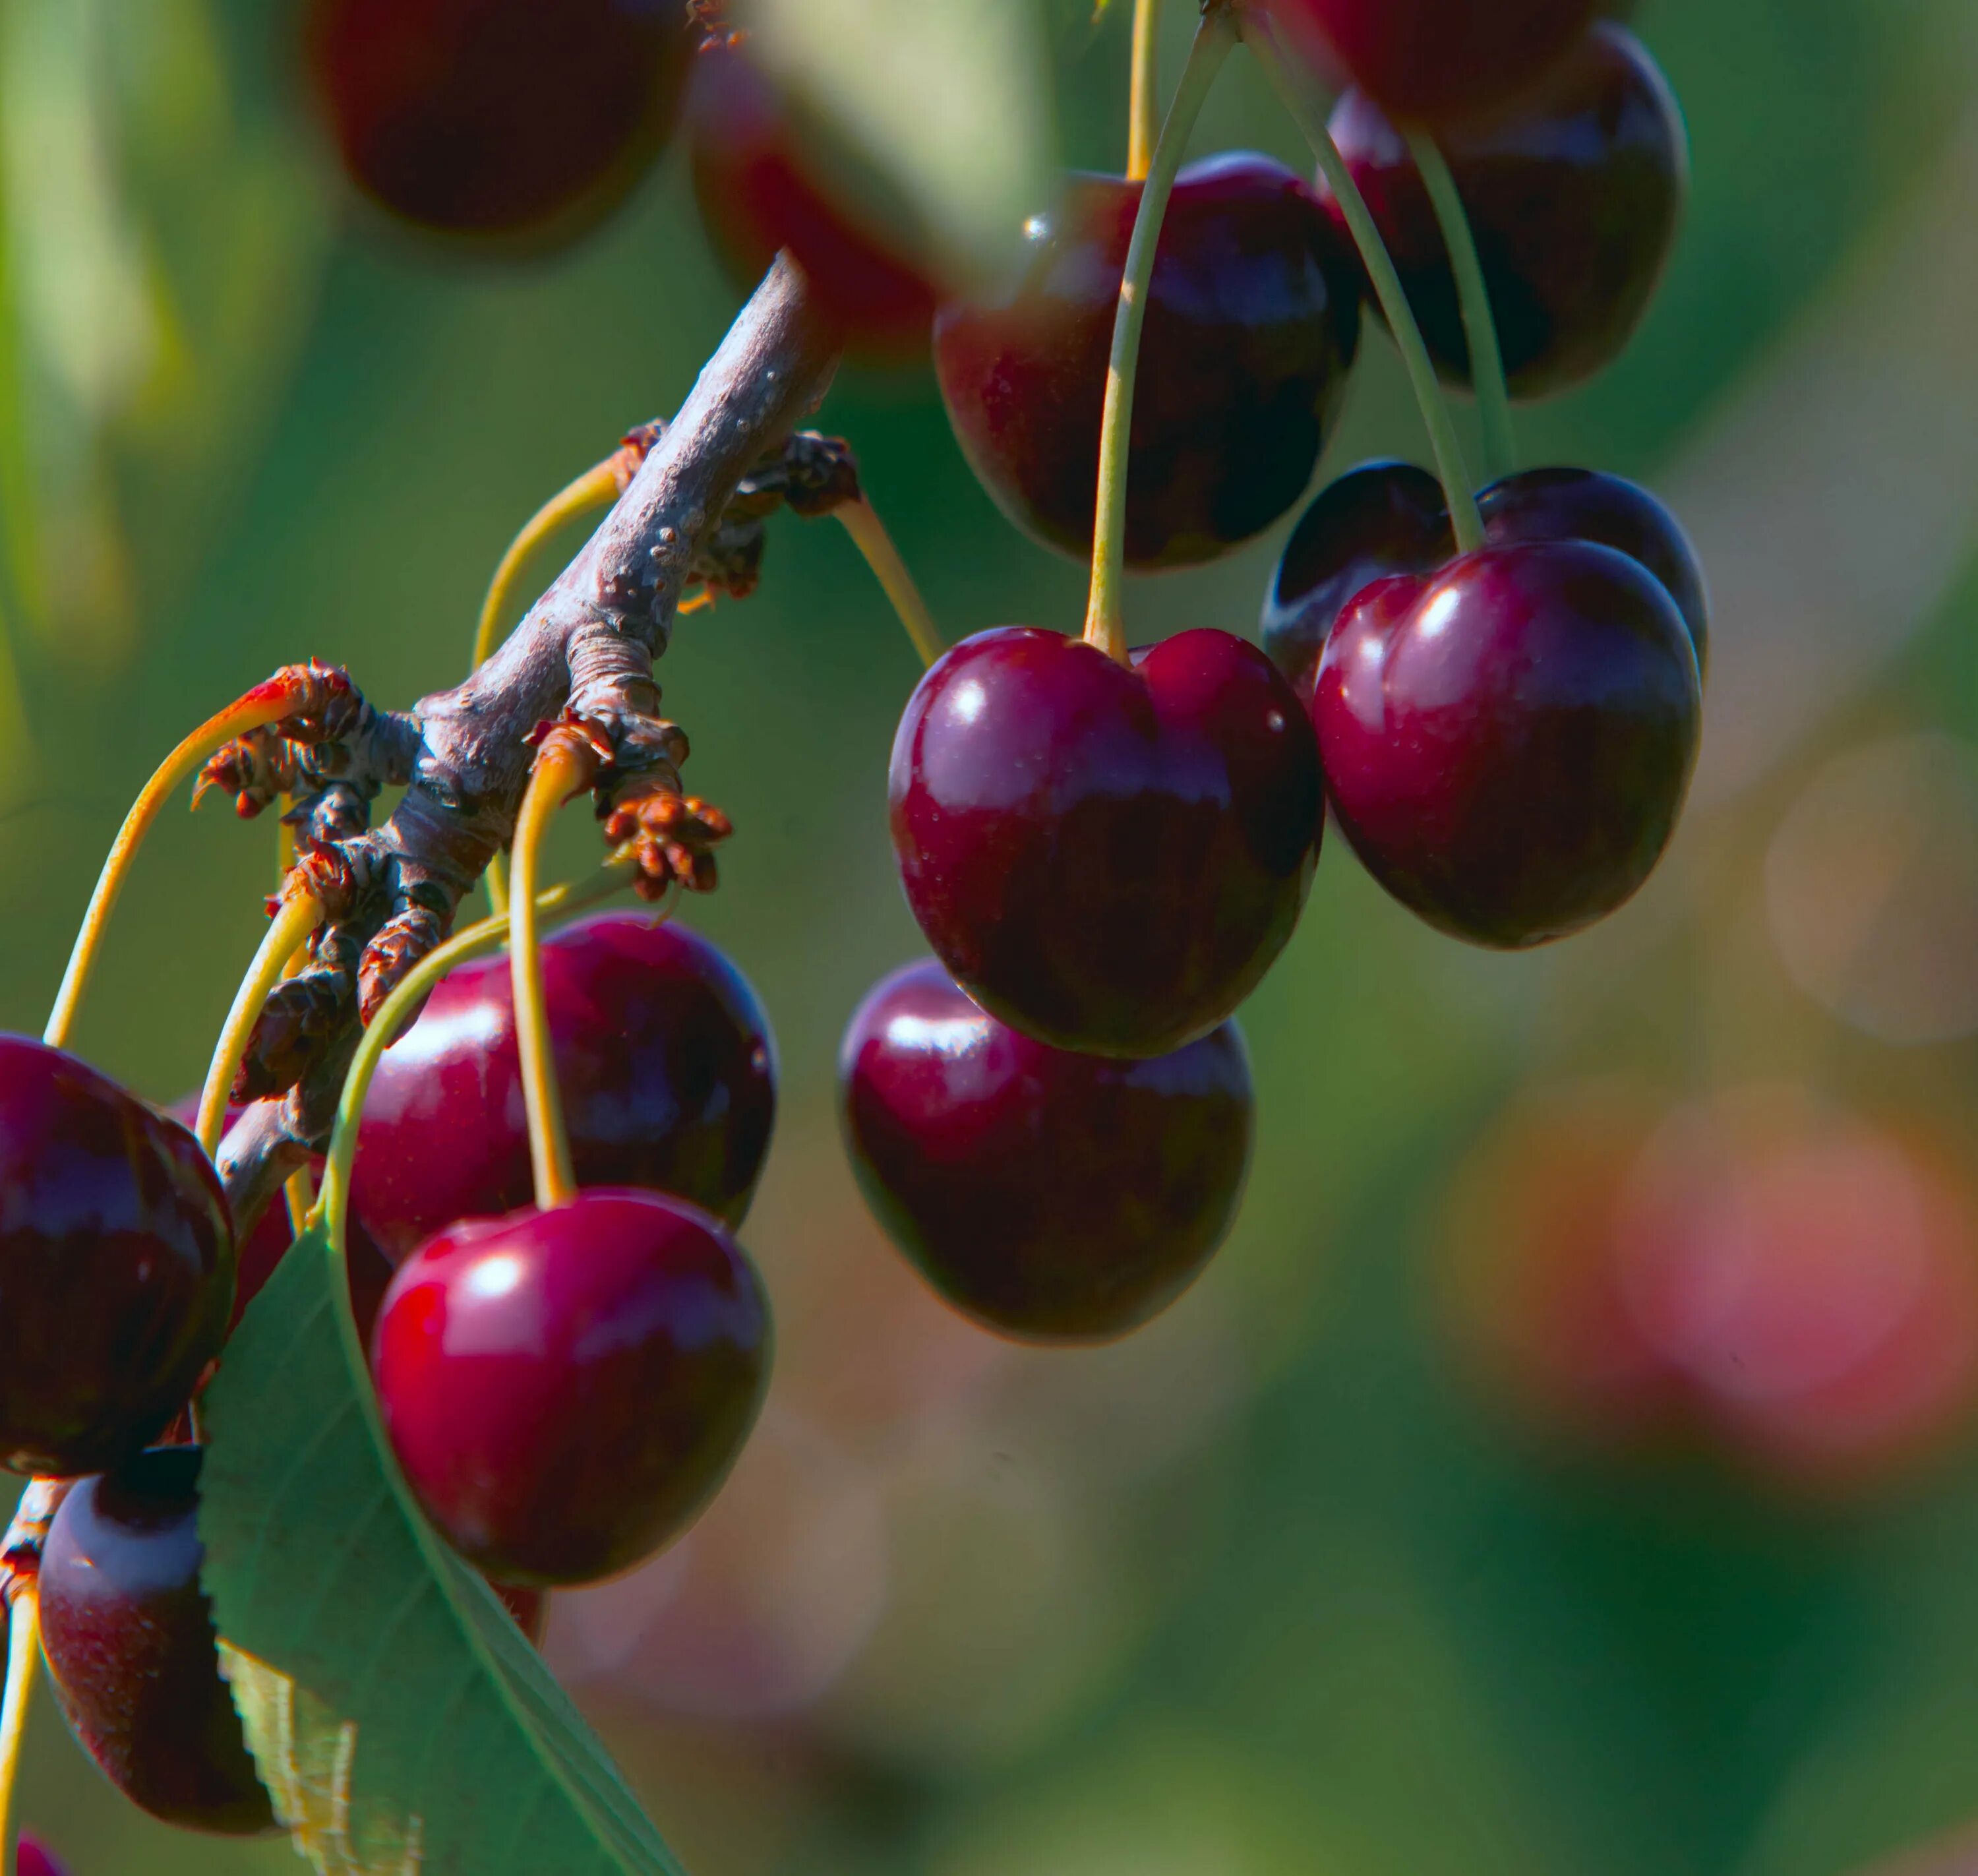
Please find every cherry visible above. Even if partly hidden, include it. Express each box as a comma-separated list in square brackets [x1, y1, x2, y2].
[839, 959, 1252, 1342]
[933, 154, 1360, 570]
[349, 912, 775, 1265]
[37, 1447, 275, 1835]
[1263, 460, 1708, 696]
[0, 1038, 233, 1478]
[16, 1838, 72, 1876]
[1317, 25, 1687, 398]
[370, 1190, 769, 1586]
[688, 44, 942, 357]
[889, 626, 1322, 1057]
[1265, 0, 1601, 125]
[303, 0, 693, 246]
[1313, 538, 1699, 946]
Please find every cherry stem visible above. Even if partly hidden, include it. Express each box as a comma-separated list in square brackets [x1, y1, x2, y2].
[196, 888, 325, 1158]
[509, 740, 600, 1210]
[835, 497, 944, 669]
[313, 855, 651, 1259]
[0, 1585, 38, 1867]
[1127, 0, 1162, 182]
[1240, 10, 1484, 553]
[1084, 3, 1238, 663]
[469, 460, 624, 677]
[42, 685, 302, 1053]
[1404, 127, 1516, 483]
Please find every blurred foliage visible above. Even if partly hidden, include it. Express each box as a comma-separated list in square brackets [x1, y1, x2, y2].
[7, 0, 1978, 1872]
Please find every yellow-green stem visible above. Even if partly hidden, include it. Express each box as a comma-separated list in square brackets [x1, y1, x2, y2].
[469, 460, 623, 676]
[1084, 6, 1238, 663]
[313, 859, 644, 1256]
[44, 689, 298, 1052]
[1127, 0, 1162, 181]
[1405, 127, 1516, 483]
[509, 746, 593, 1209]
[836, 497, 944, 669]
[1242, 11, 1484, 553]
[196, 891, 324, 1157]
[0, 1587, 38, 1864]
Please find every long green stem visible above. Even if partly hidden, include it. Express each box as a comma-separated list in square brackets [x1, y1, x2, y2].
[313, 859, 647, 1256]
[196, 890, 324, 1157]
[1405, 127, 1515, 484]
[44, 682, 301, 1052]
[1127, 0, 1162, 181]
[1085, 6, 1238, 662]
[835, 497, 944, 669]
[1242, 11, 1484, 553]
[0, 1587, 38, 1865]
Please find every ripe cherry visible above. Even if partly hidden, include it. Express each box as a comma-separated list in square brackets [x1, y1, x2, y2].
[38, 1447, 275, 1835]
[889, 626, 1322, 1057]
[349, 913, 775, 1264]
[16, 1838, 72, 1876]
[1313, 539, 1700, 946]
[688, 44, 942, 357]
[934, 154, 1360, 568]
[303, 0, 693, 246]
[1263, 459, 1708, 696]
[371, 1190, 770, 1586]
[0, 1038, 233, 1477]
[1265, 0, 1601, 125]
[840, 959, 1252, 1342]
[1319, 26, 1687, 398]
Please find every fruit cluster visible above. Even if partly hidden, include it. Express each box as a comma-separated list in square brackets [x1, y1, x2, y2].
[0, 0, 1715, 1863]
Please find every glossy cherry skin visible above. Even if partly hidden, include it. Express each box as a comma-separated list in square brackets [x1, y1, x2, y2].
[303, 0, 692, 247]
[689, 45, 941, 357]
[38, 1448, 275, 1834]
[1314, 539, 1700, 946]
[1263, 460, 1708, 695]
[841, 960, 1252, 1342]
[371, 1190, 770, 1587]
[1319, 25, 1687, 398]
[1265, 0, 1600, 125]
[934, 154, 1360, 569]
[16, 1836, 73, 1876]
[890, 627, 1322, 1058]
[349, 913, 774, 1265]
[0, 1039, 233, 1478]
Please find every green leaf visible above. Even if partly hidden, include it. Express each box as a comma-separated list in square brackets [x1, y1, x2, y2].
[734, 0, 1060, 293]
[198, 1223, 684, 1876]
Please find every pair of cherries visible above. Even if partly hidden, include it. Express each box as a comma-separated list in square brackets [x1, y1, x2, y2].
[3, 915, 782, 1834]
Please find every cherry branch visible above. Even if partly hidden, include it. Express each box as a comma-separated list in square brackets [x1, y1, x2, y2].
[215, 256, 842, 1232]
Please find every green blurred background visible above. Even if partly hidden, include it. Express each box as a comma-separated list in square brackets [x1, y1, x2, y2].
[9, 0, 1978, 1871]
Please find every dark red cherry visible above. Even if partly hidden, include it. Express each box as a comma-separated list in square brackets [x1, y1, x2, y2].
[934, 154, 1360, 569]
[688, 45, 941, 357]
[840, 960, 1253, 1342]
[0, 1039, 233, 1478]
[1263, 461, 1708, 696]
[349, 913, 774, 1265]
[1266, 0, 1600, 125]
[1314, 539, 1700, 946]
[303, 0, 692, 246]
[1318, 25, 1687, 397]
[16, 1836, 73, 1876]
[889, 627, 1322, 1058]
[38, 1448, 275, 1835]
[371, 1190, 770, 1586]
